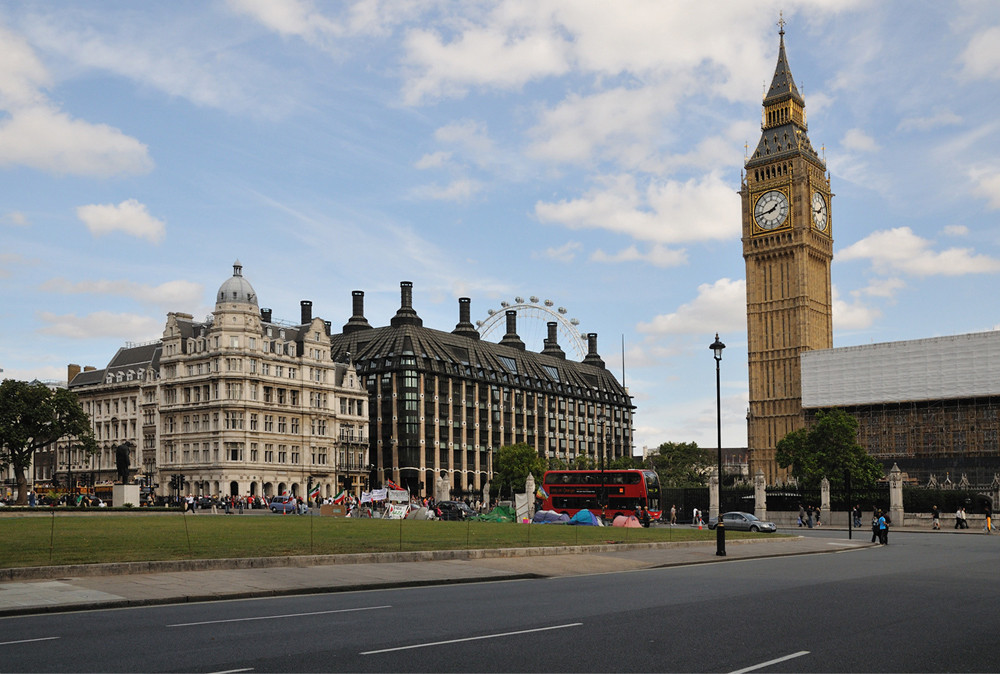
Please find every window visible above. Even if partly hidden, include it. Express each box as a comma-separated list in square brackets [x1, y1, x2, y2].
[291, 417, 300, 434]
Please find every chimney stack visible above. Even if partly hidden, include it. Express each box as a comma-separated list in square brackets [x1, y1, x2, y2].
[499, 310, 526, 350]
[541, 322, 566, 359]
[583, 332, 606, 368]
[452, 297, 480, 340]
[343, 290, 373, 334]
[68, 364, 81, 384]
[390, 281, 423, 327]
[300, 300, 313, 324]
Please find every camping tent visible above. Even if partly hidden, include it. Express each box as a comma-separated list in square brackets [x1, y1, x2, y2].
[473, 505, 517, 523]
[612, 514, 642, 528]
[567, 509, 603, 526]
[532, 509, 571, 524]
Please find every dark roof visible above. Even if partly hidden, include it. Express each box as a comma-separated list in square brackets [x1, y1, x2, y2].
[763, 31, 804, 107]
[69, 341, 161, 389]
[330, 322, 632, 407]
[745, 29, 823, 170]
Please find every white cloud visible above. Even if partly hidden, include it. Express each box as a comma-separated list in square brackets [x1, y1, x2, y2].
[36, 310, 163, 340]
[538, 241, 582, 263]
[969, 166, 1000, 210]
[0, 24, 50, 108]
[832, 285, 881, 330]
[410, 178, 483, 202]
[959, 25, 1000, 81]
[227, 0, 343, 44]
[402, 24, 571, 104]
[942, 225, 969, 237]
[534, 172, 738, 244]
[526, 82, 685, 168]
[3, 212, 29, 227]
[897, 111, 962, 132]
[856, 277, 905, 299]
[841, 128, 880, 153]
[0, 22, 153, 177]
[0, 106, 153, 177]
[838, 227, 1000, 276]
[40, 277, 202, 309]
[414, 150, 452, 169]
[590, 244, 687, 268]
[76, 199, 166, 243]
[636, 278, 745, 336]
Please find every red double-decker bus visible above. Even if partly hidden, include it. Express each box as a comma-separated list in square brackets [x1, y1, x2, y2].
[541, 469, 661, 521]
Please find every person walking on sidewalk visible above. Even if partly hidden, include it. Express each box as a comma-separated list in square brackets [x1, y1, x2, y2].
[985, 504, 992, 534]
[872, 510, 881, 543]
[878, 511, 889, 545]
[932, 505, 940, 530]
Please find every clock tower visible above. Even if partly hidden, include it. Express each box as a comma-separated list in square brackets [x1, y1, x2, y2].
[741, 21, 833, 483]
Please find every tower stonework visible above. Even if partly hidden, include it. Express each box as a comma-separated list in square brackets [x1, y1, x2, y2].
[741, 24, 833, 483]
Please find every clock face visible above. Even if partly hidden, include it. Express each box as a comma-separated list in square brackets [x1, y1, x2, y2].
[754, 190, 789, 230]
[811, 191, 828, 231]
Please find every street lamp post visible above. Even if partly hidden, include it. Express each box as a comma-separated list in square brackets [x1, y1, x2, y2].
[710, 333, 726, 557]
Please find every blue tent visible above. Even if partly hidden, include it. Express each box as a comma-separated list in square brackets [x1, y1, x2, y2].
[567, 509, 602, 526]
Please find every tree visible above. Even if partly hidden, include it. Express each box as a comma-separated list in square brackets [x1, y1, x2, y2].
[492, 443, 547, 498]
[646, 441, 714, 487]
[609, 454, 639, 469]
[0, 380, 97, 505]
[570, 455, 593, 470]
[775, 409, 883, 490]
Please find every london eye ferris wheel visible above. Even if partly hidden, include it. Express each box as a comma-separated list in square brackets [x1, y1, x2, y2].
[476, 296, 587, 361]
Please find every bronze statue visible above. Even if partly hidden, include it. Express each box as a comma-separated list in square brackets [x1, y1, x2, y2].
[115, 441, 133, 483]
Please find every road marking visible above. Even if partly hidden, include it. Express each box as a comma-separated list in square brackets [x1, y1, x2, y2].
[167, 605, 390, 627]
[0, 636, 60, 647]
[360, 622, 583, 655]
[729, 650, 809, 674]
[828, 542, 864, 547]
[208, 669, 253, 674]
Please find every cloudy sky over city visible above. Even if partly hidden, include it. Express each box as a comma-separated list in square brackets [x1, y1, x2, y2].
[2, 0, 1000, 452]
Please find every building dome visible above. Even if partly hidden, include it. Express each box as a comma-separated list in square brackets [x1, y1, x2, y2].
[216, 260, 258, 306]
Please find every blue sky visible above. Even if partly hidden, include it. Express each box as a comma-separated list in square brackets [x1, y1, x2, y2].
[2, 1, 1000, 454]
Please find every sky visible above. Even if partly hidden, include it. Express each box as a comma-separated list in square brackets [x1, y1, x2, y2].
[2, 1, 1000, 455]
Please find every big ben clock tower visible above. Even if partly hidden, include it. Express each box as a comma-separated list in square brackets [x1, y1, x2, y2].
[742, 19, 833, 483]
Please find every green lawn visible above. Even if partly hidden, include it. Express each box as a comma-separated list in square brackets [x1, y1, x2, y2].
[0, 512, 767, 569]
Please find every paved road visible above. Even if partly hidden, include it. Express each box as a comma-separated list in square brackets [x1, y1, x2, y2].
[1, 528, 996, 672]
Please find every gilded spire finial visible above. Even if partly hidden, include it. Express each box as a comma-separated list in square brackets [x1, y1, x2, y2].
[777, 10, 785, 36]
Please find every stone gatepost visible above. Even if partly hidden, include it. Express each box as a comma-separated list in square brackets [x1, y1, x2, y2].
[820, 477, 831, 525]
[889, 463, 904, 525]
[709, 468, 719, 520]
[754, 470, 767, 520]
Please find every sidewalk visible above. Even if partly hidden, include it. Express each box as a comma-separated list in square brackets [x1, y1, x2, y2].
[0, 535, 871, 617]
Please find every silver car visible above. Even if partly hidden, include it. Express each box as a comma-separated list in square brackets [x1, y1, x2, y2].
[708, 511, 777, 533]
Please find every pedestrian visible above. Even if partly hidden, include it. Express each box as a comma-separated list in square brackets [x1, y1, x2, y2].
[932, 505, 940, 530]
[815, 507, 822, 527]
[670, 504, 677, 525]
[878, 511, 888, 545]
[871, 510, 881, 543]
[806, 505, 814, 528]
[985, 504, 992, 534]
[853, 504, 862, 528]
[960, 506, 969, 529]
[956, 506, 963, 529]
[639, 505, 651, 528]
[798, 504, 806, 527]
[28, 490, 36, 507]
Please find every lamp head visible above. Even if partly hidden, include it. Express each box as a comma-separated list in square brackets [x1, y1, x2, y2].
[710, 333, 726, 361]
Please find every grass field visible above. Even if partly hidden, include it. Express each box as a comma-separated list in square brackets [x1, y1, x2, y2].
[0, 512, 769, 569]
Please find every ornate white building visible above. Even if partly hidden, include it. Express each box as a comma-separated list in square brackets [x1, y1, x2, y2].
[47, 262, 370, 502]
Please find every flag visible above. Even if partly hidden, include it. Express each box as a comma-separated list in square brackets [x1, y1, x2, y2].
[281, 490, 290, 504]
[536, 485, 548, 500]
[386, 478, 402, 491]
[309, 485, 321, 500]
[332, 489, 348, 504]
